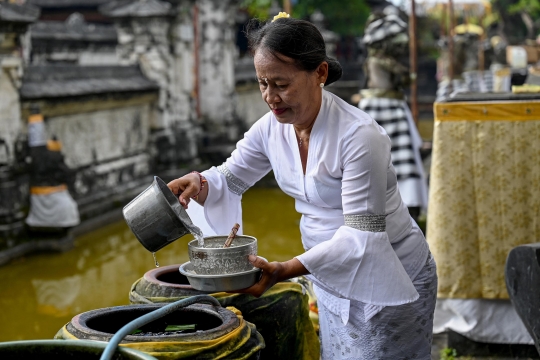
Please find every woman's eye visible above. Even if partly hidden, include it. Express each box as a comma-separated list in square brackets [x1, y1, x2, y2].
[276, 84, 288, 89]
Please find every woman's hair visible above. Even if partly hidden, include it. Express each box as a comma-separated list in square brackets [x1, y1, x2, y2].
[245, 17, 342, 86]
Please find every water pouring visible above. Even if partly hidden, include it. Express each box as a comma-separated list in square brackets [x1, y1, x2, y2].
[123, 176, 261, 292]
[122, 176, 203, 253]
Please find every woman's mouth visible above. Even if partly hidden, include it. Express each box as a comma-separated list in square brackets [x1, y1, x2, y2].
[272, 108, 287, 115]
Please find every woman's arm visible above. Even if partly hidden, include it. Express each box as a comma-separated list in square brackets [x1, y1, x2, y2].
[235, 256, 309, 297]
[168, 116, 274, 238]
[168, 114, 273, 210]
[293, 121, 418, 305]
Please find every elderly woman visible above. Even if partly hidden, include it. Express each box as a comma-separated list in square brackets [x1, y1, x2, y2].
[168, 14, 436, 360]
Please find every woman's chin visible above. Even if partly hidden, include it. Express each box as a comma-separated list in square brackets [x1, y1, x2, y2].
[273, 112, 294, 124]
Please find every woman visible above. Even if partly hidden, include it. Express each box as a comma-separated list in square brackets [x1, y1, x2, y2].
[168, 14, 436, 360]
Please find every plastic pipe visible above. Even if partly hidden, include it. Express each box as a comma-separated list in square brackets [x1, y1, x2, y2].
[100, 295, 221, 360]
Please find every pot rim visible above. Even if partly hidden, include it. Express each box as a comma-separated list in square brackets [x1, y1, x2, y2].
[142, 264, 209, 291]
[0, 339, 157, 359]
[68, 303, 239, 343]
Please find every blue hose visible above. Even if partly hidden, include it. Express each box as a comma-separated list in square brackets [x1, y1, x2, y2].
[100, 295, 221, 360]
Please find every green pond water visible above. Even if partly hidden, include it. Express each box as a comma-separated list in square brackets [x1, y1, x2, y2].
[0, 187, 304, 342]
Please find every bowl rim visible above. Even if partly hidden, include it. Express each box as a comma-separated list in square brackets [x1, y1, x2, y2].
[187, 235, 257, 251]
[179, 257, 266, 279]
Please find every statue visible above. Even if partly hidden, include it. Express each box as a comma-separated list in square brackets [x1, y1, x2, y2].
[358, 5, 428, 222]
[25, 111, 80, 235]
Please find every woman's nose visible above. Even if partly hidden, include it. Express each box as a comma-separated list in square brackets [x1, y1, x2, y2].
[264, 87, 280, 105]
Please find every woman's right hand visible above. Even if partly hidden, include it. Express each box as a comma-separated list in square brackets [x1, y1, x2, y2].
[167, 172, 205, 209]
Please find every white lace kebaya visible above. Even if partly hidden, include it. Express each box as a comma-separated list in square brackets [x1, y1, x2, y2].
[191, 90, 430, 321]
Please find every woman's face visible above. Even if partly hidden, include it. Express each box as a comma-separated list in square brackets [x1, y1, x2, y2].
[254, 48, 328, 127]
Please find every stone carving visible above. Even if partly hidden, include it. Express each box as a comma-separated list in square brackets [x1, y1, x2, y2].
[361, 5, 409, 93]
[30, 13, 118, 65]
[198, 0, 241, 132]
[25, 124, 80, 230]
[0, 2, 38, 249]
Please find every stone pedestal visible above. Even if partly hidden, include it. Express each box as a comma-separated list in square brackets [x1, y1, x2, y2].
[506, 244, 540, 356]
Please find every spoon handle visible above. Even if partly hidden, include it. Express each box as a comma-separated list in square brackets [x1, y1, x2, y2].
[223, 223, 240, 248]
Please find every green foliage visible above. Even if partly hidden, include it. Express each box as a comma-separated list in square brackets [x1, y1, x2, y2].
[240, 0, 371, 36]
[440, 347, 458, 360]
[438, 347, 474, 360]
[292, 0, 371, 36]
[508, 0, 540, 15]
[241, 0, 273, 20]
[483, 11, 501, 29]
[165, 324, 196, 331]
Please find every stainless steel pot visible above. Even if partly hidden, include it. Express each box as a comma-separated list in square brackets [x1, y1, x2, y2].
[123, 176, 201, 252]
[188, 236, 257, 275]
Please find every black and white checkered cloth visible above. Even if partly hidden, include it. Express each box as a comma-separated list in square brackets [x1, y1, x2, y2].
[359, 97, 420, 181]
[363, 13, 407, 45]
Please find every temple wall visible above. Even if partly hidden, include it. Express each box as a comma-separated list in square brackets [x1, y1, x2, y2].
[45, 104, 151, 169]
[235, 83, 269, 128]
[29, 99, 156, 207]
[0, 63, 23, 165]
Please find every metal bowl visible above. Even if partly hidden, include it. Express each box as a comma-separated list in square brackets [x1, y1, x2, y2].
[188, 236, 257, 275]
[179, 260, 264, 292]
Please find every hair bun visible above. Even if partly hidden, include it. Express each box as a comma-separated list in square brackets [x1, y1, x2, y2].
[325, 57, 343, 86]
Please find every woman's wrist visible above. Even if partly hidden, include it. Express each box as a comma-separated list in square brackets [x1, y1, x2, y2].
[190, 171, 207, 201]
[278, 258, 309, 282]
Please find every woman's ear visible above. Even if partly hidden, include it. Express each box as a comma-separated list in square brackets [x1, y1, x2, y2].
[317, 61, 329, 85]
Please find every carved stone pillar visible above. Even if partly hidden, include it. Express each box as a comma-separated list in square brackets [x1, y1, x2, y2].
[101, 0, 198, 168]
[0, 2, 39, 165]
[101, 0, 182, 129]
[0, 2, 39, 246]
[197, 0, 241, 137]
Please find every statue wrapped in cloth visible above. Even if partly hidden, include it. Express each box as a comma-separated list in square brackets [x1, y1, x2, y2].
[129, 264, 319, 360]
[358, 5, 428, 221]
[25, 113, 79, 231]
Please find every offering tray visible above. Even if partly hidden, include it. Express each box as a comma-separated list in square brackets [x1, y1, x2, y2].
[179, 258, 265, 292]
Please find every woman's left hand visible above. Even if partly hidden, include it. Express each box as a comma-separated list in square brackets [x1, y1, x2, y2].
[233, 255, 310, 297]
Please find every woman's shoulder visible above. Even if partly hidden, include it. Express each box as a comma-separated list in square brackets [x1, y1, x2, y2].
[323, 91, 388, 141]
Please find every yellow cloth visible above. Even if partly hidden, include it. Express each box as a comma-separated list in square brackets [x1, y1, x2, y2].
[428, 101, 540, 299]
[512, 84, 540, 93]
[129, 281, 320, 360]
[30, 184, 67, 195]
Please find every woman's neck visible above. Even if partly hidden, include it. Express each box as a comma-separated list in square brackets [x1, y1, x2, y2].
[294, 91, 322, 134]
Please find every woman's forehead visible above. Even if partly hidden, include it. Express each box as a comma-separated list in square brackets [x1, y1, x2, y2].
[254, 49, 299, 78]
